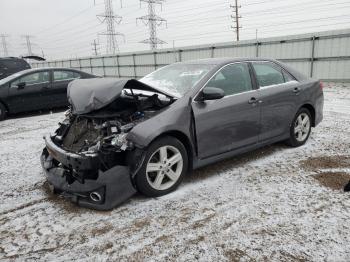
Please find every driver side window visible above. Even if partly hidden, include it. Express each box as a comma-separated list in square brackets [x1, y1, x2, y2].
[11, 71, 49, 88]
[206, 63, 253, 96]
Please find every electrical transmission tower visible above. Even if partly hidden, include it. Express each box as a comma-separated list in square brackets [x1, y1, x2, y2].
[230, 0, 242, 41]
[91, 39, 100, 56]
[22, 35, 35, 56]
[97, 0, 125, 54]
[137, 0, 167, 50]
[0, 34, 9, 56]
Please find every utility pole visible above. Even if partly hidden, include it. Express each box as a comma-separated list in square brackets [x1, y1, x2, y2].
[22, 35, 35, 56]
[0, 34, 9, 56]
[97, 0, 124, 54]
[230, 0, 241, 41]
[91, 39, 100, 56]
[137, 0, 167, 50]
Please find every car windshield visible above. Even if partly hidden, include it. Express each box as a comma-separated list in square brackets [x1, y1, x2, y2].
[139, 63, 215, 97]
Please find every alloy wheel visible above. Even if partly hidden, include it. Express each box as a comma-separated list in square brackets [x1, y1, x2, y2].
[146, 145, 184, 191]
[294, 112, 311, 142]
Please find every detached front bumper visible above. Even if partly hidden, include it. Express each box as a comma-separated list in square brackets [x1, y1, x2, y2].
[41, 135, 137, 210]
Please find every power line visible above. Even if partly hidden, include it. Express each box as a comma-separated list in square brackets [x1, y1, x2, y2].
[137, 0, 167, 50]
[241, 2, 350, 18]
[136, 15, 350, 42]
[41, 10, 350, 51]
[26, 0, 350, 58]
[0, 34, 9, 56]
[97, 0, 125, 54]
[230, 0, 241, 41]
[35, 4, 101, 35]
[242, 0, 340, 15]
[243, 14, 350, 30]
[36, 0, 346, 43]
[243, 0, 290, 6]
[40, 1, 350, 46]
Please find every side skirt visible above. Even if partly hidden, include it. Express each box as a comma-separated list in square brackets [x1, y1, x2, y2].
[192, 134, 289, 170]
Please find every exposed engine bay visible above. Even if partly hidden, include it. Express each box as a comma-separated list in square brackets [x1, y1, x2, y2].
[41, 78, 180, 209]
[52, 89, 174, 170]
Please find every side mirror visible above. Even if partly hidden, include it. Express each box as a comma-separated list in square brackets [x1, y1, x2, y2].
[17, 82, 26, 89]
[199, 87, 225, 101]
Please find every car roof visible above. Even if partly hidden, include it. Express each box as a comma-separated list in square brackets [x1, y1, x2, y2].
[0, 57, 25, 61]
[22, 67, 82, 72]
[177, 57, 279, 66]
[176, 57, 308, 81]
[10, 67, 85, 75]
[0, 67, 91, 85]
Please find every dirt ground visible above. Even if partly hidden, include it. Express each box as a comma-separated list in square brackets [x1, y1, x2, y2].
[1, 83, 350, 261]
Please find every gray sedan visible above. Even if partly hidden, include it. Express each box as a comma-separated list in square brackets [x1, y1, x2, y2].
[41, 58, 324, 210]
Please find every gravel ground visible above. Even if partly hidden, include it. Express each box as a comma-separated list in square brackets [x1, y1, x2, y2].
[1, 83, 350, 261]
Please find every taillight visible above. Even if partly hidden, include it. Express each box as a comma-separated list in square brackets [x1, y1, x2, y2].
[319, 81, 324, 89]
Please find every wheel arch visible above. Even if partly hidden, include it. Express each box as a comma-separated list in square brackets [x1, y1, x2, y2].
[299, 103, 316, 127]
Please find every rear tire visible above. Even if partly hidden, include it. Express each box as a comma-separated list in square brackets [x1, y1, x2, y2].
[135, 136, 188, 197]
[0, 102, 7, 121]
[286, 108, 312, 147]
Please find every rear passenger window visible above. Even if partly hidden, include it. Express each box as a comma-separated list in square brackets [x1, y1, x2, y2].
[54, 70, 80, 81]
[206, 63, 253, 96]
[252, 62, 285, 87]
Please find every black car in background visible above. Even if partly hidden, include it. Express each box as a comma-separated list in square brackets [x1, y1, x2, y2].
[0, 57, 31, 80]
[0, 67, 95, 120]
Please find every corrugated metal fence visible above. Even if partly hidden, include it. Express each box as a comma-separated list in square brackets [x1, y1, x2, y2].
[32, 28, 350, 82]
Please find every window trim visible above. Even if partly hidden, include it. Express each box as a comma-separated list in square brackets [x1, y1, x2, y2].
[250, 61, 297, 89]
[53, 70, 81, 82]
[10, 71, 50, 88]
[193, 62, 256, 102]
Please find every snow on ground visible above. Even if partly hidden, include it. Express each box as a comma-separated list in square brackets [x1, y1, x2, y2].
[1, 83, 350, 261]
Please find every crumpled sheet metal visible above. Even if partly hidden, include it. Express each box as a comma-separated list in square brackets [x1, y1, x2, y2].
[67, 78, 129, 114]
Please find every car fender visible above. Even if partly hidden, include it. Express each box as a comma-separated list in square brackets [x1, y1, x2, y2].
[127, 98, 193, 149]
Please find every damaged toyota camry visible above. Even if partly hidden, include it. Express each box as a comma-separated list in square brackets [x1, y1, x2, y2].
[41, 58, 324, 210]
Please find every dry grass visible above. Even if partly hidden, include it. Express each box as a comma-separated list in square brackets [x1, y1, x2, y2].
[313, 172, 350, 190]
[301, 155, 350, 170]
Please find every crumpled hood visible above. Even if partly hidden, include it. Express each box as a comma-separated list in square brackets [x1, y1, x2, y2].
[67, 78, 171, 114]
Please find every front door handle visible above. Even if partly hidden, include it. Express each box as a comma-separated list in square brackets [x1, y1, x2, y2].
[248, 97, 257, 104]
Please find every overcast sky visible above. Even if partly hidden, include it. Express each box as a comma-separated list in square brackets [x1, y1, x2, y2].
[0, 0, 349, 59]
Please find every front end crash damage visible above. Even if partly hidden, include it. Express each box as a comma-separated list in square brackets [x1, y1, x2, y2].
[41, 78, 175, 210]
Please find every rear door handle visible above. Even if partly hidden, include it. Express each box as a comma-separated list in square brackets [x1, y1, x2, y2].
[248, 97, 257, 104]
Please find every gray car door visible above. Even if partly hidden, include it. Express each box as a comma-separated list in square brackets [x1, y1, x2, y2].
[251, 61, 300, 142]
[192, 62, 260, 159]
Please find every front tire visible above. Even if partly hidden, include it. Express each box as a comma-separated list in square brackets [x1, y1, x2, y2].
[286, 108, 312, 147]
[135, 136, 188, 197]
[0, 102, 7, 121]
